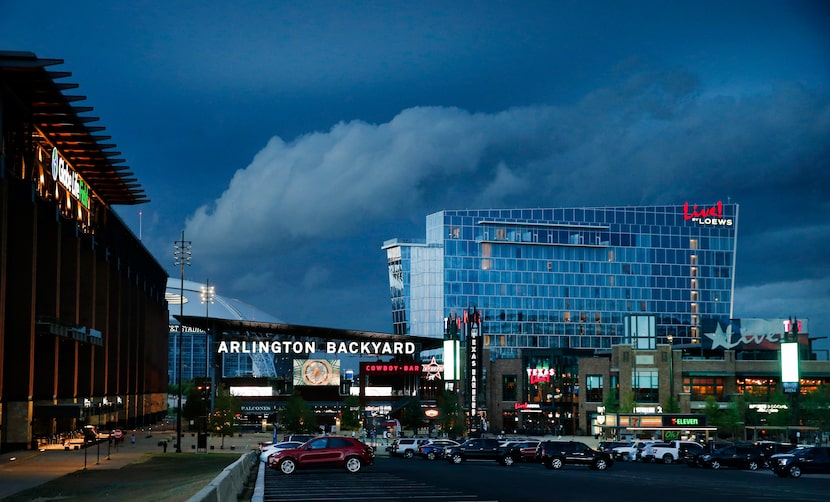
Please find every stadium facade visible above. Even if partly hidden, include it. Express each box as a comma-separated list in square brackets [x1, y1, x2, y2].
[1, 52, 168, 451]
[166, 278, 282, 384]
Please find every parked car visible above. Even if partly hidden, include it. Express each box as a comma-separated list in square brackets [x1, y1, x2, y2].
[535, 440, 614, 470]
[771, 446, 830, 478]
[612, 440, 655, 462]
[683, 441, 732, 466]
[259, 441, 304, 462]
[756, 441, 796, 467]
[417, 439, 459, 460]
[445, 438, 507, 464]
[642, 440, 704, 464]
[390, 437, 432, 458]
[501, 440, 541, 465]
[696, 444, 765, 470]
[598, 441, 630, 455]
[267, 436, 374, 474]
[281, 434, 316, 443]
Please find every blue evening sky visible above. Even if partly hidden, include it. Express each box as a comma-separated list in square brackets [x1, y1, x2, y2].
[2, 1, 829, 351]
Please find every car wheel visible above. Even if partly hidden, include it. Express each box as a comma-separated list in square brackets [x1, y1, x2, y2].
[404, 449, 414, 459]
[789, 465, 802, 478]
[550, 457, 564, 470]
[662, 454, 674, 464]
[279, 458, 296, 475]
[426, 451, 436, 460]
[451, 454, 463, 464]
[747, 460, 759, 471]
[345, 456, 362, 473]
[502, 454, 514, 466]
[594, 459, 608, 470]
[710, 460, 721, 470]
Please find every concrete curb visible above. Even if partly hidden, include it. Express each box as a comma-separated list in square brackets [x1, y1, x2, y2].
[186, 450, 257, 502]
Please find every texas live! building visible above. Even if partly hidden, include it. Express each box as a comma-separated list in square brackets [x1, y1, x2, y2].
[383, 203, 741, 433]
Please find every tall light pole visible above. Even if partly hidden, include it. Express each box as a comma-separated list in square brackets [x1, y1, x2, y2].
[174, 231, 191, 453]
[200, 280, 215, 416]
[667, 334, 674, 412]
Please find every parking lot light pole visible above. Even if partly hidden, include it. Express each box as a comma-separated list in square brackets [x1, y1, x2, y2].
[174, 232, 192, 453]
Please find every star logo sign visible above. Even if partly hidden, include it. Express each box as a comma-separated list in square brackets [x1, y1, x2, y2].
[422, 357, 444, 381]
[703, 322, 739, 349]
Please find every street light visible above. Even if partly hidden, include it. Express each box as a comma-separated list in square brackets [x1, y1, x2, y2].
[174, 231, 192, 453]
[200, 280, 216, 415]
[667, 334, 674, 412]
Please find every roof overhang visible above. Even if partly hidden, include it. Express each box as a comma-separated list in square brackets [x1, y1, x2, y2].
[0, 50, 148, 205]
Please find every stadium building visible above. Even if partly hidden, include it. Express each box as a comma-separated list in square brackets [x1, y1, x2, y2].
[0, 52, 168, 451]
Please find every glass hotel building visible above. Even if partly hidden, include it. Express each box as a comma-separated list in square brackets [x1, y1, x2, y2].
[383, 203, 738, 352]
[383, 203, 738, 433]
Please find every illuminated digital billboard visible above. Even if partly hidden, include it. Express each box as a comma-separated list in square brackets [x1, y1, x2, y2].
[292, 359, 341, 386]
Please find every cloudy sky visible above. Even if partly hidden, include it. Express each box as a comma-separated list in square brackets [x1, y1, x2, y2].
[3, 1, 829, 352]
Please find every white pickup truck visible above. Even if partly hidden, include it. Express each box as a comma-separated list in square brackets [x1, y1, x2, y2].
[611, 440, 656, 462]
[642, 440, 704, 464]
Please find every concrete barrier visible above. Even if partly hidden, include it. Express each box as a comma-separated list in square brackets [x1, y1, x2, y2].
[186, 450, 257, 502]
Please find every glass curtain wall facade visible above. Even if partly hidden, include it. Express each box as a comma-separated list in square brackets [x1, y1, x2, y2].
[383, 203, 738, 356]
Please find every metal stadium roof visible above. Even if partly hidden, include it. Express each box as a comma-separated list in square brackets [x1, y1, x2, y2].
[0, 50, 148, 205]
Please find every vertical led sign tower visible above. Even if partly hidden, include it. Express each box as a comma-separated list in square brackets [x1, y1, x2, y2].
[467, 308, 482, 433]
[781, 317, 800, 393]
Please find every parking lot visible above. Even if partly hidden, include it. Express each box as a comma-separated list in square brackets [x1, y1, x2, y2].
[261, 452, 830, 502]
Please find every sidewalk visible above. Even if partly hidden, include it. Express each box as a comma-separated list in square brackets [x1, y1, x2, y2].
[0, 426, 260, 500]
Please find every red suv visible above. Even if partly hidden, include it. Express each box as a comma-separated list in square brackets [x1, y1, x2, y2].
[267, 436, 375, 474]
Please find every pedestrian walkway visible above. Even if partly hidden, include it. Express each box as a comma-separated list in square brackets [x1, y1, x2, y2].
[0, 425, 259, 500]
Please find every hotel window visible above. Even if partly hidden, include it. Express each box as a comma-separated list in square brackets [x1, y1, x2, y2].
[496, 228, 506, 240]
[608, 250, 615, 262]
[682, 377, 725, 401]
[586, 375, 604, 402]
[563, 312, 571, 322]
[503, 375, 518, 401]
[450, 227, 460, 238]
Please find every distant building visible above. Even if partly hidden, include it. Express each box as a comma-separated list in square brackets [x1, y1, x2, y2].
[383, 204, 739, 433]
[165, 278, 283, 383]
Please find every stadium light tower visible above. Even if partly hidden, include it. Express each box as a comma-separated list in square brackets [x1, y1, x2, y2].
[173, 231, 191, 453]
[200, 279, 216, 415]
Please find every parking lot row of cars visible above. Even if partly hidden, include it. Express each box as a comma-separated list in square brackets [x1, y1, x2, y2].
[600, 438, 830, 478]
[255, 434, 830, 479]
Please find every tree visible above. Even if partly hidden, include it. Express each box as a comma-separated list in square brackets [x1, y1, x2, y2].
[618, 390, 636, 414]
[282, 393, 317, 433]
[400, 397, 425, 435]
[182, 386, 207, 423]
[437, 389, 466, 438]
[209, 390, 242, 449]
[801, 385, 830, 431]
[340, 395, 362, 432]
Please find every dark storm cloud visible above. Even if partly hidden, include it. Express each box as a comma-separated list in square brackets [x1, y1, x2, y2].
[183, 66, 829, 332]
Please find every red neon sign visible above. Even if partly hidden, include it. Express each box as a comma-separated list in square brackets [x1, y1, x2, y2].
[683, 201, 733, 226]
